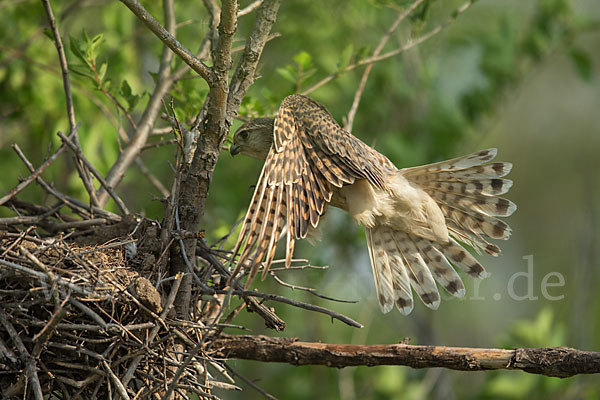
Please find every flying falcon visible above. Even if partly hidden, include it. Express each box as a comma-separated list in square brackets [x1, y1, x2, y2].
[229, 94, 515, 314]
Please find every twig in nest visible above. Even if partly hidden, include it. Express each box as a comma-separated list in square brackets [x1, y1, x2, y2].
[32, 295, 69, 357]
[0, 309, 44, 400]
[160, 340, 205, 400]
[102, 360, 131, 400]
[0, 258, 106, 298]
[120, 272, 183, 389]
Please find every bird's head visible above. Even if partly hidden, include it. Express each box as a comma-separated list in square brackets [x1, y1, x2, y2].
[230, 117, 275, 160]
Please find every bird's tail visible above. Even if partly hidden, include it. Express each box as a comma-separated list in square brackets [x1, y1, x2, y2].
[402, 148, 516, 256]
[367, 148, 516, 313]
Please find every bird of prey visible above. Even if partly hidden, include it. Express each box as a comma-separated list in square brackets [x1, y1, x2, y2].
[229, 94, 515, 314]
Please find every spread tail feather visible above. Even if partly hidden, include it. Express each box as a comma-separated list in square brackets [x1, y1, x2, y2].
[402, 148, 516, 255]
[367, 226, 477, 314]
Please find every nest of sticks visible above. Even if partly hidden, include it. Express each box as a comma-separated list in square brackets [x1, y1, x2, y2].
[0, 207, 241, 399]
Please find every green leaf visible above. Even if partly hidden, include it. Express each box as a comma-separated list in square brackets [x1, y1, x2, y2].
[69, 64, 96, 84]
[82, 28, 90, 43]
[339, 43, 354, 71]
[120, 80, 141, 111]
[43, 28, 54, 41]
[569, 48, 592, 81]
[69, 36, 87, 65]
[293, 51, 312, 70]
[88, 33, 105, 61]
[148, 71, 159, 84]
[356, 45, 371, 61]
[97, 62, 107, 82]
[121, 79, 132, 98]
[276, 66, 297, 84]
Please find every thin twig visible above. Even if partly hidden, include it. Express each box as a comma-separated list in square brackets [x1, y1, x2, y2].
[0, 258, 107, 298]
[238, 0, 263, 16]
[32, 295, 69, 358]
[209, 216, 244, 249]
[48, 218, 109, 231]
[120, 273, 183, 390]
[223, 362, 278, 400]
[41, 0, 98, 205]
[269, 272, 358, 304]
[99, 0, 179, 206]
[0, 126, 77, 206]
[141, 138, 178, 151]
[303, 0, 476, 96]
[207, 288, 363, 329]
[102, 360, 131, 400]
[40, 0, 75, 130]
[160, 341, 205, 400]
[197, 242, 287, 331]
[0, 204, 63, 226]
[11, 144, 120, 221]
[57, 131, 130, 215]
[345, 0, 424, 132]
[199, 245, 359, 328]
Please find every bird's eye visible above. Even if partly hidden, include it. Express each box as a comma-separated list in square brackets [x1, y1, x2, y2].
[239, 130, 249, 140]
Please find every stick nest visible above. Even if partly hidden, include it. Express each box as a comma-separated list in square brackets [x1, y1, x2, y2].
[0, 216, 232, 399]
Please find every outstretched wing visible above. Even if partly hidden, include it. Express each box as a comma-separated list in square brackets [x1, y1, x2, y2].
[230, 95, 388, 286]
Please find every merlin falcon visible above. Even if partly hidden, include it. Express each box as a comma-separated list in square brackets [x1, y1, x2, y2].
[229, 94, 515, 314]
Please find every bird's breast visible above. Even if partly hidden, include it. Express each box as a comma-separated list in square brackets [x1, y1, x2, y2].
[335, 174, 449, 243]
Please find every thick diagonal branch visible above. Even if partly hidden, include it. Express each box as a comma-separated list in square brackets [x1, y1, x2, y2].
[214, 334, 600, 378]
[119, 0, 211, 81]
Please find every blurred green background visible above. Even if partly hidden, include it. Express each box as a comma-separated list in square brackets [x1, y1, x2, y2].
[1, 0, 599, 398]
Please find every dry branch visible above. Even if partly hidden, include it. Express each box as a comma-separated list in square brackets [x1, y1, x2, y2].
[214, 334, 600, 378]
[0, 309, 44, 400]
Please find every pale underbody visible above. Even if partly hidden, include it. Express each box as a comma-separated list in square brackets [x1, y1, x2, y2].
[332, 173, 449, 244]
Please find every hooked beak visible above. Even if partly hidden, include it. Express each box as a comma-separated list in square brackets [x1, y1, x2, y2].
[230, 144, 241, 156]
